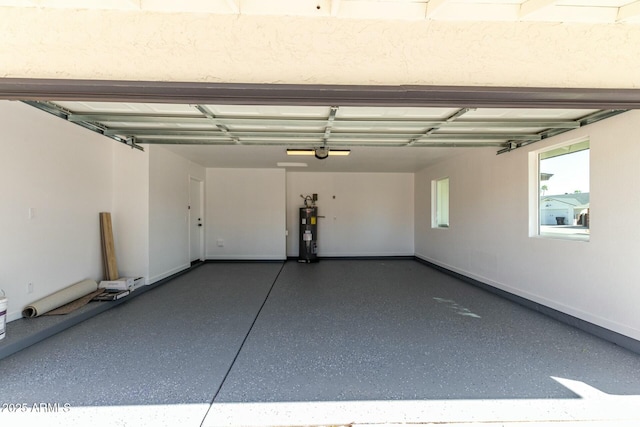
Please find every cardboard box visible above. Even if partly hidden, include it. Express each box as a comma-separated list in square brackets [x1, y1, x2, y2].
[99, 278, 133, 291]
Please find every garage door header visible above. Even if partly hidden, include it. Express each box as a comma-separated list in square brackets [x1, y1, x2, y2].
[3, 78, 640, 109]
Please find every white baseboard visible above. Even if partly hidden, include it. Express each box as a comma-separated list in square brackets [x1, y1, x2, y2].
[206, 255, 286, 261]
[287, 252, 414, 258]
[7, 310, 23, 323]
[148, 263, 190, 285]
[414, 253, 640, 342]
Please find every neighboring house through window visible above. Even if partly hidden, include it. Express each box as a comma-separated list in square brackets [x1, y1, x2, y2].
[536, 139, 590, 241]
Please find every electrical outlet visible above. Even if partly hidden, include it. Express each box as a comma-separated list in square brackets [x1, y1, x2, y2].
[217, 239, 224, 247]
[28, 282, 34, 294]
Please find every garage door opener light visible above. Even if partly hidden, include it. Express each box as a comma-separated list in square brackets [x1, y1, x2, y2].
[287, 148, 350, 159]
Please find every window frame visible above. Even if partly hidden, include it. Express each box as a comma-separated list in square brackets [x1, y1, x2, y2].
[530, 138, 590, 242]
[432, 177, 450, 229]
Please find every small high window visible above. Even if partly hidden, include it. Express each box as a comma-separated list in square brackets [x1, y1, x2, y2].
[537, 140, 590, 241]
[432, 177, 450, 228]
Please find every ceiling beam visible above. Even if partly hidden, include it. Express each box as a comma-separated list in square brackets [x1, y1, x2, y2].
[520, 0, 557, 18]
[4, 79, 640, 109]
[425, 0, 452, 19]
[617, 0, 640, 22]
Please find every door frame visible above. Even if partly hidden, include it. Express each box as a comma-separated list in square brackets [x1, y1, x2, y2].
[188, 176, 204, 263]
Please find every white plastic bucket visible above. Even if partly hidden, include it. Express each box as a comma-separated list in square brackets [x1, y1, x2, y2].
[0, 290, 7, 341]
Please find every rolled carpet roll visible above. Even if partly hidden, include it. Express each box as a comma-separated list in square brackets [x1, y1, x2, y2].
[22, 279, 98, 318]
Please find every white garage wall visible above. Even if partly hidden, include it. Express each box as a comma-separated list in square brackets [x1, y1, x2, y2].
[206, 168, 286, 260]
[112, 143, 150, 281]
[0, 101, 111, 322]
[415, 110, 640, 341]
[286, 172, 414, 257]
[148, 146, 205, 282]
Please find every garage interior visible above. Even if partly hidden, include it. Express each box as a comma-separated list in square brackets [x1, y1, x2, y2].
[2, 260, 640, 426]
[2, 1, 640, 426]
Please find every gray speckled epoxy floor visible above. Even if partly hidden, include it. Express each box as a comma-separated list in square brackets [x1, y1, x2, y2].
[215, 260, 640, 402]
[1, 260, 640, 412]
[0, 263, 283, 406]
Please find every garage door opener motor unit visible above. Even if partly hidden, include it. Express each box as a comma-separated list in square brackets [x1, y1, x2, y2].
[299, 194, 319, 263]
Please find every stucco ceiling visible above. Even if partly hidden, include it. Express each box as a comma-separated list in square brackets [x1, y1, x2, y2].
[1, 0, 640, 23]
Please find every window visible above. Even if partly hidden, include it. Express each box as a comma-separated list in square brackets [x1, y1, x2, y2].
[432, 177, 450, 228]
[537, 139, 590, 241]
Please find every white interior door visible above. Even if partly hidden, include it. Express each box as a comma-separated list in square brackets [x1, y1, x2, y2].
[189, 178, 203, 263]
